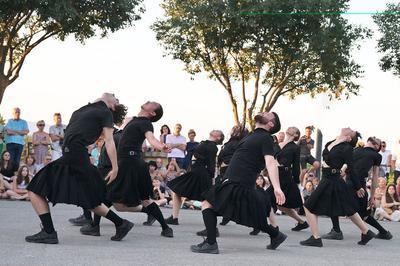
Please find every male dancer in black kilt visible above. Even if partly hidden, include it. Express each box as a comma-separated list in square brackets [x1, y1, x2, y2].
[322, 137, 392, 240]
[108, 101, 174, 238]
[191, 112, 287, 254]
[26, 93, 133, 244]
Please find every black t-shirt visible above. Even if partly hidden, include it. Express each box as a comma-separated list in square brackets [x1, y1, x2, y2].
[0, 162, 17, 178]
[98, 129, 123, 169]
[299, 136, 314, 156]
[224, 128, 275, 188]
[118, 117, 153, 156]
[217, 138, 241, 166]
[352, 147, 382, 188]
[63, 101, 113, 151]
[193, 140, 218, 178]
[276, 141, 301, 183]
[322, 140, 355, 182]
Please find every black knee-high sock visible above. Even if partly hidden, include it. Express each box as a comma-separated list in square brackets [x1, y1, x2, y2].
[145, 202, 168, 230]
[365, 215, 387, 234]
[93, 202, 112, 226]
[105, 210, 123, 227]
[261, 224, 279, 238]
[202, 208, 217, 244]
[83, 209, 92, 221]
[331, 216, 341, 232]
[39, 213, 55, 234]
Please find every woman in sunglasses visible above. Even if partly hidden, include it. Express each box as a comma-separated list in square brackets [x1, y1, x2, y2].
[32, 120, 51, 165]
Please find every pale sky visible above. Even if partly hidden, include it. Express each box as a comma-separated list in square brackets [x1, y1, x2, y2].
[1, 0, 400, 152]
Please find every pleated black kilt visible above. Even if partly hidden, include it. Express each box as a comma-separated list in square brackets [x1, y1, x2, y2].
[278, 168, 303, 209]
[27, 151, 106, 209]
[167, 163, 212, 201]
[304, 169, 357, 217]
[202, 179, 272, 230]
[107, 157, 152, 207]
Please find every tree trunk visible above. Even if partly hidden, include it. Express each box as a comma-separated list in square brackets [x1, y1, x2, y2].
[0, 77, 10, 105]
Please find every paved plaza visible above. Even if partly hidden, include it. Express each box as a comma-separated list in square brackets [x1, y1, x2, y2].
[1, 201, 399, 266]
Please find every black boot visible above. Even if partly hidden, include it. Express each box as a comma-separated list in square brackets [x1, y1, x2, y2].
[249, 228, 260, 235]
[80, 224, 100, 236]
[267, 231, 287, 250]
[111, 219, 134, 241]
[143, 215, 156, 226]
[358, 230, 376, 245]
[25, 229, 58, 244]
[165, 215, 179, 225]
[190, 239, 219, 254]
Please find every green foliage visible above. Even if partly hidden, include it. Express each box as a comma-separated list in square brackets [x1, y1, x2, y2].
[0, 114, 5, 125]
[373, 3, 400, 76]
[0, 0, 145, 103]
[153, 0, 370, 124]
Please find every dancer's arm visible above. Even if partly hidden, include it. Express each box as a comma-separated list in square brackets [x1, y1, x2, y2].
[103, 127, 118, 184]
[265, 155, 285, 205]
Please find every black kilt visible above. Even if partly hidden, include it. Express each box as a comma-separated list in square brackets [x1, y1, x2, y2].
[167, 162, 212, 201]
[27, 151, 106, 209]
[203, 180, 272, 230]
[304, 169, 357, 217]
[107, 157, 153, 207]
[345, 179, 369, 218]
[278, 167, 303, 209]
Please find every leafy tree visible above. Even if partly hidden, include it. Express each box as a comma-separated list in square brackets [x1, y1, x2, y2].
[0, 0, 145, 104]
[374, 3, 400, 76]
[153, 0, 369, 127]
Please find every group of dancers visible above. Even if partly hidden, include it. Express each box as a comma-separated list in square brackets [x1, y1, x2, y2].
[25, 93, 393, 255]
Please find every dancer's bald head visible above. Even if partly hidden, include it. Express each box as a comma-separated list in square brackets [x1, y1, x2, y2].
[101, 93, 119, 111]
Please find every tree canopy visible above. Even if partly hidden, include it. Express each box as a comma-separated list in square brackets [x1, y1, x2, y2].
[374, 3, 400, 76]
[153, 0, 370, 127]
[0, 0, 145, 104]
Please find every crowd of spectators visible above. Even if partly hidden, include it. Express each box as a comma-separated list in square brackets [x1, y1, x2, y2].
[1, 107, 400, 225]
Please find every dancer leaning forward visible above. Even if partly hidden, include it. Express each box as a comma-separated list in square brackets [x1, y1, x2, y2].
[300, 128, 376, 247]
[107, 101, 174, 238]
[26, 93, 133, 244]
[191, 112, 287, 254]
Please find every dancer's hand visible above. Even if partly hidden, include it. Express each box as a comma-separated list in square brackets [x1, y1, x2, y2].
[356, 188, 365, 198]
[274, 188, 286, 205]
[161, 144, 172, 153]
[106, 168, 118, 185]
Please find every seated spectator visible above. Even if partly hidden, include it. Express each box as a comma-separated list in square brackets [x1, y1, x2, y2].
[182, 199, 202, 210]
[156, 158, 167, 179]
[159, 124, 171, 144]
[6, 165, 30, 200]
[374, 184, 400, 221]
[25, 155, 37, 178]
[148, 160, 159, 179]
[0, 150, 17, 190]
[302, 180, 315, 202]
[32, 120, 51, 165]
[312, 177, 320, 188]
[374, 177, 387, 208]
[90, 138, 104, 166]
[152, 177, 168, 207]
[165, 158, 181, 194]
[0, 174, 9, 199]
[36, 154, 52, 172]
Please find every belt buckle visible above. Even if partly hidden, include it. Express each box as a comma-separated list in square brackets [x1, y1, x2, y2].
[332, 169, 338, 174]
[129, 151, 135, 156]
[64, 147, 69, 153]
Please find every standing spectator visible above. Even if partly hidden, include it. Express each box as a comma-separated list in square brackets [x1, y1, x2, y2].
[298, 126, 320, 180]
[277, 132, 285, 143]
[0, 123, 5, 154]
[391, 142, 400, 184]
[0, 150, 17, 190]
[183, 129, 199, 170]
[379, 141, 392, 179]
[4, 107, 29, 167]
[32, 120, 51, 165]
[165, 123, 186, 168]
[396, 177, 400, 197]
[159, 125, 171, 144]
[49, 113, 66, 161]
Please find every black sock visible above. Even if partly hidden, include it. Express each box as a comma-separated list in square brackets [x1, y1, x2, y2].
[105, 210, 123, 227]
[83, 209, 92, 221]
[331, 216, 341, 232]
[145, 202, 169, 230]
[93, 214, 101, 226]
[39, 213, 55, 234]
[264, 224, 279, 238]
[202, 208, 217, 244]
[94, 202, 112, 226]
[365, 215, 387, 234]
